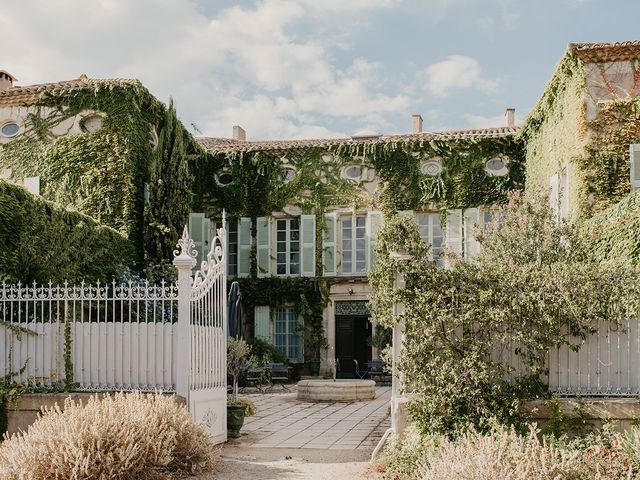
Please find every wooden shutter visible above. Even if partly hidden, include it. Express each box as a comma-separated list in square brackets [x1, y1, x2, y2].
[322, 213, 337, 276]
[188, 213, 206, 268]
[300, 214, 316, 277]
[549, 174, 559, 218]
[631, 144, 640, 191]
[256, 217, 271, 278]
[238, 217, 252, 278]
[254, 306, 270, 340]
[366, 211, 384, 272]
[445, 209, 463, 267]
[463, 208, 480, 260]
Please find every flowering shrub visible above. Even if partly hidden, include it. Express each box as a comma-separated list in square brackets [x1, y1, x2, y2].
[0, 392, 217, 479]
[371, 191, 640, 435]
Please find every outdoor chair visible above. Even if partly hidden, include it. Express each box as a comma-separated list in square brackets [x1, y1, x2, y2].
[243, 366, 268, 393]
[268, 363, 290, 391]
[367, 359, 389, 383]
[353, 359, 369, 379]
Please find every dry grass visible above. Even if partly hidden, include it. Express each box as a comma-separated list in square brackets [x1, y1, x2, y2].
[420, 425, 584, 480]
[0, 391, 217, 480]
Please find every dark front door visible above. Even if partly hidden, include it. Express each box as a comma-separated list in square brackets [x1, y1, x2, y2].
[335, 315, 372, 378]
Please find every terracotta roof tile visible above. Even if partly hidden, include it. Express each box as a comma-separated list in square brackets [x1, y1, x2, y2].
[0, 76, 141, 107]
[197, 126, 518, 154]
[570, 41, 640, 63]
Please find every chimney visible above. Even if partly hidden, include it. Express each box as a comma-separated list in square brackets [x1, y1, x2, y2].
[505, 108, 515, 128]
[232, 125, 246, 141]
[0, 70, 16, 92]
[412, 114, 423, 133]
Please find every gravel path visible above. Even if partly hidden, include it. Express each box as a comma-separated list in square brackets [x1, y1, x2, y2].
[200, 446, 381, 480]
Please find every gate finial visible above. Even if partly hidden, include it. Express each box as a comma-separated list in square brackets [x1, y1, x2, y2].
[174, 225, 197, 260]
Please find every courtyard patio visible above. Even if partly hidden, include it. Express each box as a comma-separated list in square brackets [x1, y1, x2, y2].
[231, 386, 391, 450]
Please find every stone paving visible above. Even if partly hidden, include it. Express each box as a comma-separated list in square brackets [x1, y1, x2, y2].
[233, 386, 391, 450]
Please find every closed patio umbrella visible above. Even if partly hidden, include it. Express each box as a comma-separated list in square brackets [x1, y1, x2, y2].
[228, 281, 242, 339]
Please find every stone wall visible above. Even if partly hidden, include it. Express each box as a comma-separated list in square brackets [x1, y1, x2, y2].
[5, 393, 185, 436]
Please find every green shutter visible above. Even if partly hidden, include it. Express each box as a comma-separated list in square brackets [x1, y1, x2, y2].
[189, 213, 206, 268]
[631, 144, 640, 191]
[256, 217, 271, 277]
[463, 208, 480, 260]
[238, 217, 252, 277]
[322, 213, 337, 276]
[366, 211, 383, 272]
[300, 214, 316, 277]
[445, 209, 462, 267]
[254, 306, 270, 340]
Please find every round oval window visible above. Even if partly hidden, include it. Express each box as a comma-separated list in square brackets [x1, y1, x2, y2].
[342, 165, 363, 181]
[217, 173, 234, 186]
[421, 160, 443, 176]
[80, 115, 103, 133]
[282, 168, 296, 183]
[485, 157, 508, 176]
[1, 122, 20, 137]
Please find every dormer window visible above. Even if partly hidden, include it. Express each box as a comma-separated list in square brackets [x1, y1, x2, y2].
[485, 157, 509, 177]
[80, 114, 104, 133]
[1, 121, 20, 138]
[216, 172, 234, 187]
[341, 165, 363, 182]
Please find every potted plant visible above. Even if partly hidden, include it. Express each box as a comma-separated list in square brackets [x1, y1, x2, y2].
[227, 337, 256, 438]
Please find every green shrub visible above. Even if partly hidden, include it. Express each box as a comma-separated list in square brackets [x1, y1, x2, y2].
[228, 396, 258, 417]
[0, 180, 135, 283]
[248, 336, 287, 364]
[377, 424, 439, 480]
[371, 192, 640, 436]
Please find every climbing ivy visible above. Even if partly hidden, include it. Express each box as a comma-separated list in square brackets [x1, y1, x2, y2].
[0, 179, 134, 283]
[0, 81, 198, 270]
[233, 277, 329, 363]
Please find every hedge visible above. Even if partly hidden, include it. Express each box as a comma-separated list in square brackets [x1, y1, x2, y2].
[0, 179, 135, 284]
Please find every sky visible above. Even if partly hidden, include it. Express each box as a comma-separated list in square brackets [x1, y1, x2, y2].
[1, 0, 639, 140]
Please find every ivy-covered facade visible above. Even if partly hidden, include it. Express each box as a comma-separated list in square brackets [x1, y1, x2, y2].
[0, 73, 197, 273]
[3, 40, 640, 376]
[519, 41, 640, 223]
[194, 126, 524, 375]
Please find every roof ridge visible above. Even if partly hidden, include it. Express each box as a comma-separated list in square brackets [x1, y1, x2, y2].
[197, 125, 518, 153]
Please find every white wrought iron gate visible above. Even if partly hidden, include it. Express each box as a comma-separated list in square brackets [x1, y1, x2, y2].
[174, 219, 227, 444]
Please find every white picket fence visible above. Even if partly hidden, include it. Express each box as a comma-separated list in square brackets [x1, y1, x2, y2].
[1, 280, 178, 391]
[549, 316, 640, 396]
[1, 220, 228, 441]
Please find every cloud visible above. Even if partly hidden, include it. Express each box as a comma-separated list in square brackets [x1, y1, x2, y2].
[423, 55, 498, 98]
[0, 0, 407, 140]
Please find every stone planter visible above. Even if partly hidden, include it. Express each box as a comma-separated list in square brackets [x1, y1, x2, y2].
[227, 405, 246, 438]
[297, 379, 376, 402]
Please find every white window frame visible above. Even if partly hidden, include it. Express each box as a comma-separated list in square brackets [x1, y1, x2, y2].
[275, 217, 301, 276]
[274, 307, 303, 362]
[416, 212, 444, 266]
[340, 214, 367, 275]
